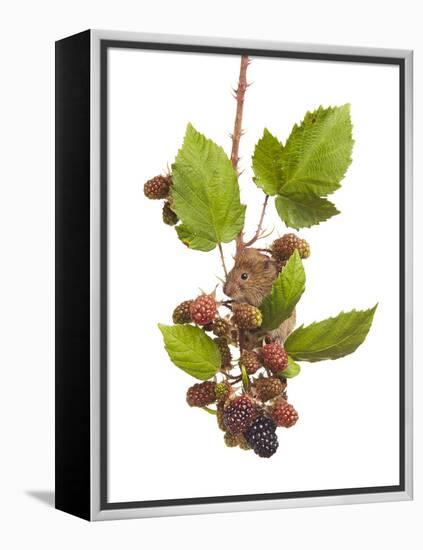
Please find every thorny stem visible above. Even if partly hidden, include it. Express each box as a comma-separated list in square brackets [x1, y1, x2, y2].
[244, 195, 270, 247]
[230, 55, 250, 173]
[218, 242, 228, 278]
[230, 55, 251, 255]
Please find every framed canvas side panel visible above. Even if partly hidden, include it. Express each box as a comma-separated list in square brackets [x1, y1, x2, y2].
[55, 29, 92, 521]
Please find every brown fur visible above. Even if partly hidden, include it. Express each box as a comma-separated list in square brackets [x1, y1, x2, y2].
[223, 248, 296, 344]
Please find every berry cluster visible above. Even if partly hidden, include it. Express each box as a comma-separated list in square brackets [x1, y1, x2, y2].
[170, 289, 300, 458]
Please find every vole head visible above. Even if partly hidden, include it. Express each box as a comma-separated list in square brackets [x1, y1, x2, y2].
[223, 248, 279, 307]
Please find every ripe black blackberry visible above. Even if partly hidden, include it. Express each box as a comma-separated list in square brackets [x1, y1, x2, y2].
[245, 416, 279, 458]
[223, 396, 257, 434]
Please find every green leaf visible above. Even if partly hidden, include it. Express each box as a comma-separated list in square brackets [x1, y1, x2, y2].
[175, 224, 216, 252]
[281, 104, 353, 197]
[252, 129, 285, 196]
[158, 323, 221, 380]
[275, 193, 339, 230]
[284, 305, 378, 362]
[171, 124, 246, 251]
[276, 356, 301, 378]
[260, 250, 305, 331]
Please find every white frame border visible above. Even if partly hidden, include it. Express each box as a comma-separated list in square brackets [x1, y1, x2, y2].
[89, 29, 413, 521]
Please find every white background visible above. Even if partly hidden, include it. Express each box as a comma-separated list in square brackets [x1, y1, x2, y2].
[0, 1, 421, 549]
[108, 50, 399, 502]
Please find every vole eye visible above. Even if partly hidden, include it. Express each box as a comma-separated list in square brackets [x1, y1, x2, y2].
[241, 273, 249, 280]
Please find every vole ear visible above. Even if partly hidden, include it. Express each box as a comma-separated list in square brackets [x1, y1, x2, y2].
[263, 257, 278, 273]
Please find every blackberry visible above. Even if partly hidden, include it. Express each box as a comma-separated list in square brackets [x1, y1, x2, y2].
[236, 433, 251, 451]
[214, 337, 232, 370]
[212, 317, 231, 338]
[253, 430, 279, 458]
[172, 300, 193, 324]
[239, 350, 261, 375]
[232, 303, 262, 330]
[245, 416, 279, 458]
[190, 294, 217, 326]
[143, 175, 171, 200]
[223, 396, 257, 434]
[215, 381, 231, 403]
[224, 431, 239, 448]
[261, 342, 288, 373]
[216, 403, 226, 431]
[162, 201, 178, 226]
[186, 381, 217, 407]
[271, 233, 310, 261]
[224, 431, 251, 451]
[253, 376, 285, 402]
[272, 399, 299, 428]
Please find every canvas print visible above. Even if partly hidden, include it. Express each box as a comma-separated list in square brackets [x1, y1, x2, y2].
[55, 30, 410, 520]
[143, 55, 377, 459]
[105, 44, 401, 504]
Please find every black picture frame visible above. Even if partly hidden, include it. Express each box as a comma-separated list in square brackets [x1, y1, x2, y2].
[55, 29, 413, 521]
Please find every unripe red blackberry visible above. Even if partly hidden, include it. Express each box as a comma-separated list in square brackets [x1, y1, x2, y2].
[162, 201, 178, 225]
[143, 175, 172, 199]
[271, 233, 310, 261]
[172, 300, 193, 324]
[190, 294, 217, 326]
[239, 350, 262, 375]
[232, 303, 262, 330]
[214, 337, 232, 370]
[271, 399, 299, 428]
[186, 381, 217, 407]
[261, 342, 288, 373]
[223, 396, 257, 434]
[212, 317, 231, 338]
[253, 376, 286, 402]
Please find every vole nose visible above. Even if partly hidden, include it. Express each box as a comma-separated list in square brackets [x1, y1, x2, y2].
[224, 281, 235, 298]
